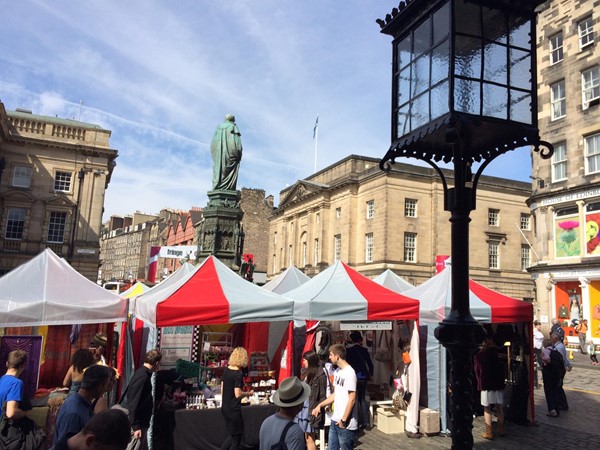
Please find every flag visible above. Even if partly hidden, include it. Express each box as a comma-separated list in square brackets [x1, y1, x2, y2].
[313, 114, 319, 139]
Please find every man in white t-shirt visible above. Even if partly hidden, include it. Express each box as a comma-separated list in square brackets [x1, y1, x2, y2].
[312, 344, 357, 450]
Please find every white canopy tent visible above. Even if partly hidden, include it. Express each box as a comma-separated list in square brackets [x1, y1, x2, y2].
[0, 248, 127, 327]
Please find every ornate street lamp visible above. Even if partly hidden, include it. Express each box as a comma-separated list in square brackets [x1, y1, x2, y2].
[377, 1, 552, 448]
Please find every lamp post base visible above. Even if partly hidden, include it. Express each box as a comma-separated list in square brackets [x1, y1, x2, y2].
[435, 319, 486, 450]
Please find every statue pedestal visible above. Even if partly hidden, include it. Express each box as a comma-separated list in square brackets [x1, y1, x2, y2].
[197, 190, 244, 269]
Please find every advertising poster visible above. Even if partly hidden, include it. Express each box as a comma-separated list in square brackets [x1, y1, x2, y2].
[589, 281, 600, 341]
[585, 211, 600, 256]
[554, 282, 581, 340]
[555, 214, 580, 258]
[159, 326, 195, 369]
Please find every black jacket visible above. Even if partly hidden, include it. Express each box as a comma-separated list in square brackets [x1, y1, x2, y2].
[126, 366, 154, 430]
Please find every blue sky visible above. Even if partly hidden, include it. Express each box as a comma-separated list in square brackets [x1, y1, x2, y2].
[0, 0, 533, 221]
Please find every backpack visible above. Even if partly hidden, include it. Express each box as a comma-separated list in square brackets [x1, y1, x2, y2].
[270, 421, 295, 450]
[549, 347, 566, 377]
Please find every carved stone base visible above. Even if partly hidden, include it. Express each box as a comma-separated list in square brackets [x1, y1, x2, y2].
[197, 190, 244, 269]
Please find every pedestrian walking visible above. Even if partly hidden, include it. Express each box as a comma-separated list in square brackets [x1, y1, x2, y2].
[345, 331, 373, 429]
[551, 332, 571, 412]
[588, 341, 598, 366]
[533, 321, 544, 388]
[295, 351, 328, 450]
[541, 338, 562, 417]
[576, 319, 589, 354]
[474, 336, 506, 440]
[550, 318, 565, 342]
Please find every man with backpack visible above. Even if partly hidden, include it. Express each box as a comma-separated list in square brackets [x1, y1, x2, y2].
[259, 376, 309, 450]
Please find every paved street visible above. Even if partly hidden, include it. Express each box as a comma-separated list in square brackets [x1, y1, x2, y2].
[355, 351, 600, 449]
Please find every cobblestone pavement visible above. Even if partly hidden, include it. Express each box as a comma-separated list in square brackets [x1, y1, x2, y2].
[354, 351, 600, 449]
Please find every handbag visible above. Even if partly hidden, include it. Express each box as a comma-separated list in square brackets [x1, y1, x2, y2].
[374, 331, 392, 362]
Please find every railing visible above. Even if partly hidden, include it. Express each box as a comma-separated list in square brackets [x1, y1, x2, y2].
[8, 118, 45, 135]
[2, 240, 21, 252]
[52, 124, 86, 140]
[46, 243, 64, 255]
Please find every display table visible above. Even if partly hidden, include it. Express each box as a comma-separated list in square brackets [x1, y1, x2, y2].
[174, 403, 278, 450]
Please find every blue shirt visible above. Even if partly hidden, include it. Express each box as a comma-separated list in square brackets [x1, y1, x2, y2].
[53, 393, 93, 445]
[0, 374, 23, 421]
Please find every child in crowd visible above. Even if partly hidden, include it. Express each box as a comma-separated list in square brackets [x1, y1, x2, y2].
[588, 341, 598, 366]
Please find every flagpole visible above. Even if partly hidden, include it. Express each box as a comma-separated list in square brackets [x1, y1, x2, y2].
[313, 114, 319, 173]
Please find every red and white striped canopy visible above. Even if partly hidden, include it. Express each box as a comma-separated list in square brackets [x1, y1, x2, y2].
[288, 261, 419, 321]
[403, 266, 532, 323]
[135, 256, 294, 327]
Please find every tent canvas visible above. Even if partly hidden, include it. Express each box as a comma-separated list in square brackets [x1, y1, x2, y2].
[286, 261, 421, 434]
[135, 256, 295, 328]
[372, 269, 414, 293]
[262, 266, 310, 294]
[402, 265, 533, 431]
[0, 248, 127, 326]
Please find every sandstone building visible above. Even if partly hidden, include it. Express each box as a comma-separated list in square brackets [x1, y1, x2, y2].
[529, 0, 600, 342]
[270, 155, 535, 301]
[0, 103, 117, 280]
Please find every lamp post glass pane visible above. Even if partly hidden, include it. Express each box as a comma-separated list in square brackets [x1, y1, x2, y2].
[394, 2, 450, 140]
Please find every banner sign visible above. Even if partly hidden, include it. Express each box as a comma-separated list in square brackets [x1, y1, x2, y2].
[158, 246, 198, 260]
[340, 321, 393, 331]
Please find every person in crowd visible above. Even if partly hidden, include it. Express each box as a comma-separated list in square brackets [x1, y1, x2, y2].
[54, 364, 116, 445]
[550, 318, 565, 342]
[542, 336, 564, 417]
[260, 376, 309, 450]
[294, 351, 328, 450]
[312, 344, 357, 450]
[89, 333, 108, 365]
[474, 336, 506, 439]
[0, 350, 29, 422]
[125, 349, 162, 450]
[50, 408, 131, 450]
[588, 340, 598, 366]
[533, 320, 544, 388]
[63, 349, 96, 396]
[575, 319, 589, 354]
[220, 347, 254, 450]
[345, 331, 374, 430]
[551, 331, 571, 412]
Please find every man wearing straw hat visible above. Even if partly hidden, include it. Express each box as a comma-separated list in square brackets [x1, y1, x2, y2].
[259, 376, 309, 450]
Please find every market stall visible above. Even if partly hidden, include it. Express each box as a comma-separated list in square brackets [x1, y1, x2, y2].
[133, 255, 296, 448]
[373, 269, 414, 293]
[287, 261, 422, 435]
[402, 264, 534, 432]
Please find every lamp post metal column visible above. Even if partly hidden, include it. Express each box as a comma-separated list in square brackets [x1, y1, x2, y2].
[377, 1, 552, 448]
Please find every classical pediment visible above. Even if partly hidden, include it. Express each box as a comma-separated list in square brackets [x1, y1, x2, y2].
[279, 180, 328, 208]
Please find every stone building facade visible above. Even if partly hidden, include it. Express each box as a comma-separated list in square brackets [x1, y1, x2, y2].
[528, 0, 600, 342]
[239, 188, 274, 275]
[99, 209, 179, 282]
[270, 155, 535, 301]
[0, 103, 117, 280]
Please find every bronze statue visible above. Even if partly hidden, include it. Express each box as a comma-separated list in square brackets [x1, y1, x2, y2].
[210, 114, 242, 191]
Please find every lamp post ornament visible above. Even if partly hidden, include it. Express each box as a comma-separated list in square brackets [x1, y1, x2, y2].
[377, 1, 552, 448]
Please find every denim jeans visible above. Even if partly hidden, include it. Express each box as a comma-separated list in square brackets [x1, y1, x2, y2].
[329, 421, 357, 450]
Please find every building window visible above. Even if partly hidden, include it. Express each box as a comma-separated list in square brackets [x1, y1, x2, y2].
[578, 16, 594, 49]
[365, 233, 374, 263]
[302, 242, 307, 267]
[274, 232, 277, 245]
[273, 254, 277, 273]
[314, 239, 319, 266]
[334, 235, 341, 262]
[549, 32, 563, 64]
[47, 211, 67, 243]
[366, 200, 375, 219]
[488, 209, 500, 227]
[54, 171, 72, 192]
[12, 165, 32, 188]
[582, 67, 599, 109]
[288, 245, 293, 267]
[335, 208, 341, 219]
[550, 81, 566, 120]
[585, 133, 600, 174]
[404, 232, 416, 263]
[521, 245, 531, 271]
[489, 241, 500, 269]
[316, 213, 320, 224]
[552, 143, 567, 181]
[405, 198, 417, 217]
[5, 208, 26, 240]
[520, 213, 531, 231]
